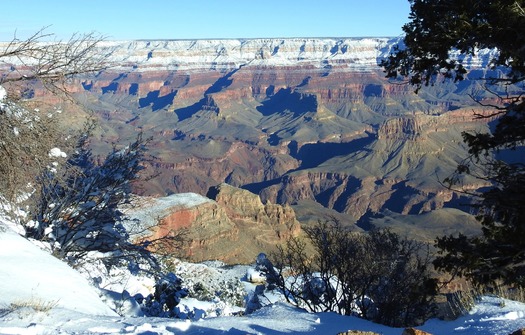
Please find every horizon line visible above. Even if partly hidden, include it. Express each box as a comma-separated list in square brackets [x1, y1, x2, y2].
[128, 35, 400, 42]
[0, 35, 404, 44]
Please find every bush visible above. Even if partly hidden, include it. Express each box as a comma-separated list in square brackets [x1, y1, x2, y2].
[138, 272, 188, 317]
[268, 220, 437, 327]
[0, 28, 107, 209]
[23, 131, 159, 271]
[0, 100, 66, 208]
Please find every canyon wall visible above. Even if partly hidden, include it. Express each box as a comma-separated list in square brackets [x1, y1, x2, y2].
[125, 184, 300, 264]
[5, 38, 503, 232]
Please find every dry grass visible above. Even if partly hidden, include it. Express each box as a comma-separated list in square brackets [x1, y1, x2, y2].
[438, 280, 525, 321]
[492, 285, 525, 303]
[6, 298, 59, 314]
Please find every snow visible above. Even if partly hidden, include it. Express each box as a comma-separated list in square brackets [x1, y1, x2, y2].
[92, 37, 497, 74]
[0, 224, 116, 316]
[0, 85, 6, 111]
[0, 37, 498, 77]
[421, 296, 525, 334]
[52, 38, 403, 73]
[48, 147, 67, 158]
[1, 217, 525, 334]
[122, 193, 212, 233]
[0, 85, 6, 101]
[246, 267, 266, 284]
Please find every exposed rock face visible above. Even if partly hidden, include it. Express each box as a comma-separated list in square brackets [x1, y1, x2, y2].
[258, 107, 493, 219]
[207, 183, 300, 240]
[5, 37, 504, 230]
[126, 184, 300, 264]
[402, 328, 433, 335]
[378, 117, 422, 140]
[337, 331, 382, 335]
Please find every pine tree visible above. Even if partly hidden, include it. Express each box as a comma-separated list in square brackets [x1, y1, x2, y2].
[382, 0, 525, 287]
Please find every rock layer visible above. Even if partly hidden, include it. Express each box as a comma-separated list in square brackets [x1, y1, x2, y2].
[6, 38, 505, 228]
[126, 184, 300, 264]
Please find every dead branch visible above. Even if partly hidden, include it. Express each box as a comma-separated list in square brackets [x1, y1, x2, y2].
[0, 27, 113, 97]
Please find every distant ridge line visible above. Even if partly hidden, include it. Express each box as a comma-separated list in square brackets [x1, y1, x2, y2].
[130, 36, 399, 42]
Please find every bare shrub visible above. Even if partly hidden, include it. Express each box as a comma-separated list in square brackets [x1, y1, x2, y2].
[25, 132, 152, 265]
[0, 100, 67, 205]
[0, 28, 109, 209]
[0, 27, 109, 93]
[268, 219, 438, 327]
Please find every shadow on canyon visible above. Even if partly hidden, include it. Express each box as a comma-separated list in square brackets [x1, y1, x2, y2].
[173, 68, 241, 121]
[257, 88, 317, 117]
[243, 135, 375, 195]
[139, 90, 178, 111]
[293, 134, 375, 169]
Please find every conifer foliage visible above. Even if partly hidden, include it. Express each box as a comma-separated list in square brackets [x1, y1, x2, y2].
[382, 0, 525, 287]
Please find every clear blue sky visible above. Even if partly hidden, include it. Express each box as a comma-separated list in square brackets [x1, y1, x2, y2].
[0, 1, 411, 41]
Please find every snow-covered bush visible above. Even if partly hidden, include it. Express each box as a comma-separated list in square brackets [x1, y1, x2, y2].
[270, 220, 438, 327]
[243, 253, 286, 314]
[24, 131, 159, 272]
[254, 252, 282, 290]
[246, 267, 266, 284]
[173, 260, 247, 312]
[0, 93, 70, 212]
[140, 272, 188, 317]
[245, 284, 265, 314]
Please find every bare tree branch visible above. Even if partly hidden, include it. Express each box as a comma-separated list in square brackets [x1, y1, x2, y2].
[0, 27, 113, 97]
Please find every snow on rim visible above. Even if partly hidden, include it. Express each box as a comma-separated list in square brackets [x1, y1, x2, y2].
[123, 193, 213, 230]
[0, 224, 116, 316]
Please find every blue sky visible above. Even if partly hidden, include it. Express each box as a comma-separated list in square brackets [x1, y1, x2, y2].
[0, 1, 411, 41]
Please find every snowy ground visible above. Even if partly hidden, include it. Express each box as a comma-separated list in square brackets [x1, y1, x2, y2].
[1, 220, 525, 335]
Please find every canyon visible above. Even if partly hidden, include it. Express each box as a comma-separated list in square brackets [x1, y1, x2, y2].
[124, 184, 300, 264]
[6, 37, 509, 260]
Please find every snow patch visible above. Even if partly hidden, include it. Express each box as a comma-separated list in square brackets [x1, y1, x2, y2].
[123, 193, 213, 231]
[48, 147, 67, 158]
[482, 310, 525, 321]
[0, 225, 116, 316]
[246, 267, 266, 284]
[0, 85, 6, 101]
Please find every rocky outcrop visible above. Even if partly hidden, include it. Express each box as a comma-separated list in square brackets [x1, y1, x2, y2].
[126, 184, 301, 264]
[207, 183, 301, 242]
[337, 331, 382, 335]
[402, 328, 433, 335]
[147, 141, 299, 196]
[260, 167, 470, 220]
[378, 117, 422, 141]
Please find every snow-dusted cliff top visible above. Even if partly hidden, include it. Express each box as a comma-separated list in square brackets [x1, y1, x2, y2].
[102, 38, 398, 71]
[99, 37, 496, 72]
[0, 37, 497, 72]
